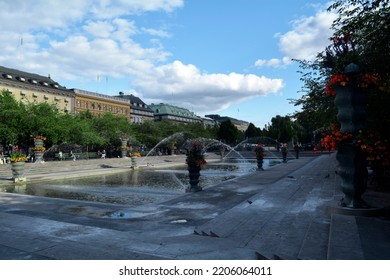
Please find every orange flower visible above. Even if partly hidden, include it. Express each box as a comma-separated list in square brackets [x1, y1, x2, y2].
[321, 125, 389, 167]
[325, 72, 381, 96]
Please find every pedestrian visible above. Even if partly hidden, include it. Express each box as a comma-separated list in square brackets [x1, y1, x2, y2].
[281, 143, 287, 163]
[70, 150, 76, 161]
[294, 143, 300, 159]
[58, 150, 63, 161]
[101, 149, 106, 159]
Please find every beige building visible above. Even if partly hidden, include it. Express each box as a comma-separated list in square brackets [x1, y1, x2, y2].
[115, 92, 154, 123]
[72, 89, 131, 121]
[0, 66, 74, 113]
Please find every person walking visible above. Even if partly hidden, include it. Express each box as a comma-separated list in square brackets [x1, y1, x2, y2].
[281, 143, 288, 163]
[70, 150, 76, 161]
[294, 143, 300, 159]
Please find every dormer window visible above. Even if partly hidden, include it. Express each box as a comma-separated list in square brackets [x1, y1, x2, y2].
[52, 84, 59, 88]
[41, 81, 49, 86]
[30, 79, 37, 84]
[17, 77, 25, 82]
[54, 97, 60, 101]
[4, 74, 12, 79]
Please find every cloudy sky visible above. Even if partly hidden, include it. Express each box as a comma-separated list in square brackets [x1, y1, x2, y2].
[0, 0, 336, 127]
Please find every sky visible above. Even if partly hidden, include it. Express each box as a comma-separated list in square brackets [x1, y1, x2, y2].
[0, 0, 337, 128]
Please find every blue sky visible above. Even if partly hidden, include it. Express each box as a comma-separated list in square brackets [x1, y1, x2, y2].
[0, 0, 337, 128]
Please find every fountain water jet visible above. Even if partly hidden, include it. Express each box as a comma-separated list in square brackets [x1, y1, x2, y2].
[140, 132, 185, 165]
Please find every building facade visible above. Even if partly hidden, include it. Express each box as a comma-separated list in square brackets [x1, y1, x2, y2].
[149, 103, 202, 124]
[205, 114, 250, 131]
[72, 89, 131, 121]
[115, 92, 154, 123]
[0, 66, 74, 113]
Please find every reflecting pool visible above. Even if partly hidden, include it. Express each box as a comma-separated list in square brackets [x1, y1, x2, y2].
[0, 158, 280, 206]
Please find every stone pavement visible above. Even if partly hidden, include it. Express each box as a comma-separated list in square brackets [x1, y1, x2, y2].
[0, 153, 389, 260]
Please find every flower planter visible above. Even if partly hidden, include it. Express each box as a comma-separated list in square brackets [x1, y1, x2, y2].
[34, 138, 44, 147]
[35, 151, 44, 160]
[131, 156, 139, 169]
[334, 82, 369, 208]
[334, 85, 367, 134]
[185, 141, 206, 192]
[256, 155, 264, 170]
[336, 143, 368, 208]
[186, 164, 202, 192]
[11, 161, 26, 183]
[33, 137, 45, 161]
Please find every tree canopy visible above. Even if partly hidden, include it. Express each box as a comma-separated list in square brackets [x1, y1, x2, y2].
[292, 0, 390, 140]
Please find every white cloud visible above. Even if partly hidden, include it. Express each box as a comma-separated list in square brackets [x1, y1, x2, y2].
[0, 0, 88, 32]
[0, 0, 283, 116]
[255, 7, 337, 68]
[89, 0, 184, 18]
[135, 61, 284, 114]
[278, 10, 337, 61]
[255, 56, 292, 68]
[83, 20, 116, 38]
[141, 27, 171, 38]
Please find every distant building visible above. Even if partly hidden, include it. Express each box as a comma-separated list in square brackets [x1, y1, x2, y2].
[199, 115, 218, 127]
[0, 65, 74, 114]
[149, 103, 202, 124]
[72, 89, 131, 121]
[115, 92, 154, 123]
[205, 114, 249, 131]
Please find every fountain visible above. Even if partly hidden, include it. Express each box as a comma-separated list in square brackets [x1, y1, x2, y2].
[140, 132, 185, 161]
[0, 134, 285, 205]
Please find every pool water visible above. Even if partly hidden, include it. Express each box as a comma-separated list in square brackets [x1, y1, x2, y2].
[0, 159, 280, 206]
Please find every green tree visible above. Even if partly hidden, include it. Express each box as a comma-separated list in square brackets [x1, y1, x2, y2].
[217, 120, 242, 144]
[328, 0, 390, 75]
[92, 113, 131, 148]
[0, 90, 26, 147]
[291, 59, 337, 142]
[68, 114, 104, 147]
[326, 0, 390, 137]
[293, 0, 390, 140]
[264, 115, 294, 143]
[245, 123, 262, 139]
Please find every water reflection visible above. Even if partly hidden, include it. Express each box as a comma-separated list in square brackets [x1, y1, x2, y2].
[0, 159, 279, 206]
